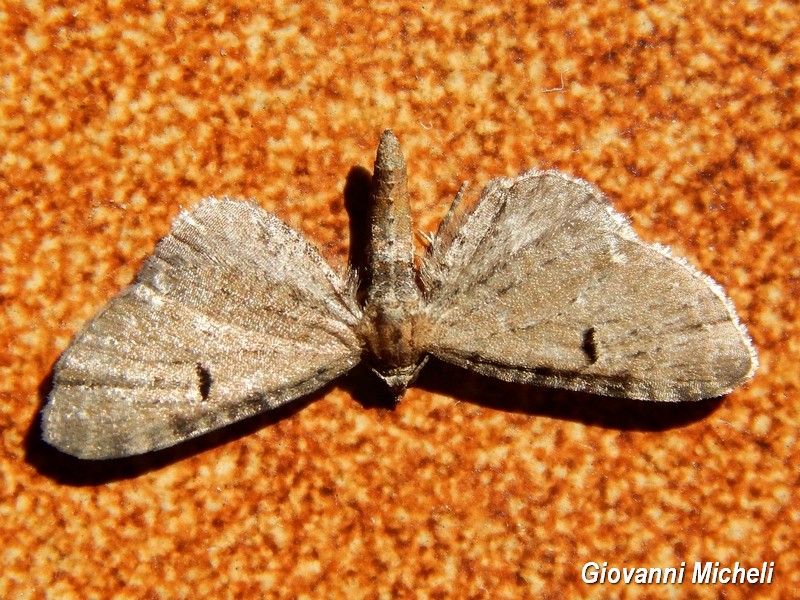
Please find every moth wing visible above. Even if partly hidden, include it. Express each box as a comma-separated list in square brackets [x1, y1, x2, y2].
[419, 171, 757, 401]
[43, 198, 362, 459]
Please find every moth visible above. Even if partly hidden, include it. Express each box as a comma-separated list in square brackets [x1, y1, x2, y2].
[43, 130, 758, 459]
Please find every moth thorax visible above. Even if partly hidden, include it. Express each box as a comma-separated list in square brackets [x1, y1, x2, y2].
[360, 296, 427, 395]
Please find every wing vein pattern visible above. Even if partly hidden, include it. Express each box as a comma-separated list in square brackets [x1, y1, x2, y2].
[420, 170, 756, 401]
[44, 198, 363, 458]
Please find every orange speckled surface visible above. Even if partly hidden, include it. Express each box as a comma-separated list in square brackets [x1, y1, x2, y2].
[1, 1, 797, 598]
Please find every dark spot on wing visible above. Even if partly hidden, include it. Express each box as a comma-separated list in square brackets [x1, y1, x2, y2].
[223, 393, 270, 422]
[497, 282, 514, 295]
[533, 366, 556, 378]
[582, 327, 598, 364]
[107, 431, 133, 459]
[171, 415, 198, 439]
[196, 363, 212, 401]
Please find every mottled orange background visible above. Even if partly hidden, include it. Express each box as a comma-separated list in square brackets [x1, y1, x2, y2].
[1, 1, 797, 598]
